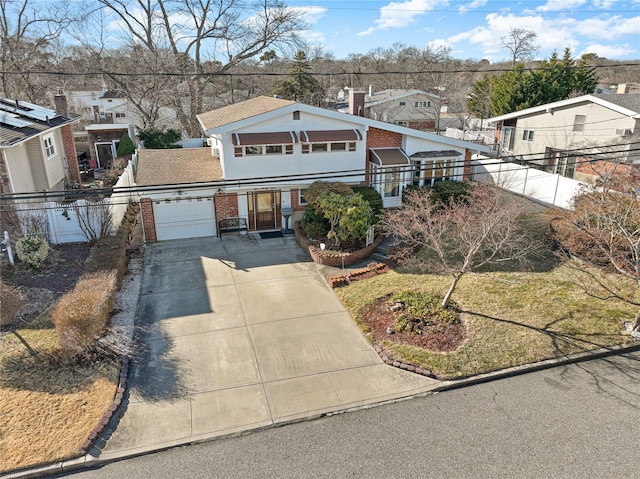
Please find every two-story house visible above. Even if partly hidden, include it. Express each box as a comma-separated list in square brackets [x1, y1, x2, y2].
[0, 97, 81, 195]
[136, 96, 489, 242]
[487, 94, 640, 182]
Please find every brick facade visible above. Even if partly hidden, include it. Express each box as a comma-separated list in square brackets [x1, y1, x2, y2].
[60, 124, 81, 185]
[214, 192, 240, 220]
[140, 198, 157, 243]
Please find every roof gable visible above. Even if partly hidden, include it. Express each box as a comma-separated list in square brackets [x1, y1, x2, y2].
[197, 96, 295, 131]
[487, 94, 640, 123]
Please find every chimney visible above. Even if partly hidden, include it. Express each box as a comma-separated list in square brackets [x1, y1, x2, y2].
[348, 87, 365, 117]
[53, 89, 68, 116]
[617, 83, 630, 94]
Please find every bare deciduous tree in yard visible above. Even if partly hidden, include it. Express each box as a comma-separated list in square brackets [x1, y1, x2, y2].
[501, 28, 539, 69]
[384, 184, 544, 307]
[81, 0, 307, 137]
[552, 177, 640, 332]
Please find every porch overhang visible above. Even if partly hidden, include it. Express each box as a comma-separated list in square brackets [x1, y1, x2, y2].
[232, 131, 297, 146]
[369, 148, 411, 166]
[299, 129, 363, 142]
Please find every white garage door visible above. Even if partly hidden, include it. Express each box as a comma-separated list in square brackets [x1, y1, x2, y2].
[153, 197, 216, 241]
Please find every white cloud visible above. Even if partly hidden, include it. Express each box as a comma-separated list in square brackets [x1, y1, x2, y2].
[358, 0, 441, 36]
[575, 15, 640, 40]
[592, 0, 617, 7]
[580, 43, 635, 59]
[288, 6, 327, 25]
[427, 38, 452, 51]
[458, 0, 489, 14]
[536, 0, 587, 12]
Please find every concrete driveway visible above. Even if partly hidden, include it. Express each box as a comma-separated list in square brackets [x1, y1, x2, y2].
[97, 235, 439, 460]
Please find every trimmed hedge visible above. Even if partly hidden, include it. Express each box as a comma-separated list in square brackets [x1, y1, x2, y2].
[52, 271, 117, 355]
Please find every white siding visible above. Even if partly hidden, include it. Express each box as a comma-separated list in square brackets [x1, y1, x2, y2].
[221, 111, 366, 183]
[508, 102, 637, 160]
[148, 189, 218, 241]
[3, 144, 36, 193]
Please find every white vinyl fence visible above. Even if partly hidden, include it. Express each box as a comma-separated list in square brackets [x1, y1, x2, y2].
[471, 157, 585, 209]
[16, 157, 139, 244]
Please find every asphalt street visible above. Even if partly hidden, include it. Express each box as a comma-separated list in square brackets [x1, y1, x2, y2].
[58, 351, 640, 479]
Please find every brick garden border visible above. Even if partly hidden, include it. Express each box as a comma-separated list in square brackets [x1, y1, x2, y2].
[294, 221, 383, 267]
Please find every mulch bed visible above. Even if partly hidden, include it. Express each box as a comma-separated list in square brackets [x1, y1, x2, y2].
[360, 295, 467, 352]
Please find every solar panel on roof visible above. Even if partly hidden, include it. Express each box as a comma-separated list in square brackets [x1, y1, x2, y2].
[0, 112, 33, 128]
[10, 99, 56, 121]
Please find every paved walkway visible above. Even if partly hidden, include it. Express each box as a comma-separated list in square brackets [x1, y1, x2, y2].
[95, 235, 439, 460]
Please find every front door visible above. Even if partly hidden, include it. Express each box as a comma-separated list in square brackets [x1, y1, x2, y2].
[248, 191, 281, 230]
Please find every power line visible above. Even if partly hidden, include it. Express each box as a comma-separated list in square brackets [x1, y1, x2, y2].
[1, 62, 637, 78]
[2, 142, 637, 208]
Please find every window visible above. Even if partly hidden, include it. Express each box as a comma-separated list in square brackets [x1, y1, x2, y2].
[414, 101, 431, 108]
[293, 111, 300, 120]
[43, 135, 55, 158]
[384, 169, 401, 198]
[573, 115, 586, 133]
[331, 142, 346, 151]
[115, 112, 126, 118]
[399, 101, 406, 106]
[245, 145, 262, 155]
[311, 143, 328, 152]
[265, 145, 283, 154]
[299, 189, 308, 205]
[501, 126, 515, 151]
[555, 156, 576, 178]
[522, 130, 534, 141]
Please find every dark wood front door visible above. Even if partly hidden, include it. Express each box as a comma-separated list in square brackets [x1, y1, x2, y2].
[248, 191, 281, 230]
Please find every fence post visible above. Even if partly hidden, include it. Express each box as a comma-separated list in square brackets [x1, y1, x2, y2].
[553, 174, 560, 207]
[522, 167, 529, 196]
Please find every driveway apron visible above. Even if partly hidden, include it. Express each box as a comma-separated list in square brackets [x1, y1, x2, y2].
[97, 236, 439, 459]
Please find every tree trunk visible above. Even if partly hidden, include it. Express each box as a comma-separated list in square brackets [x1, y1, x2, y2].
[442, 274, 462, 308]
[632, 309, 640, 332]
[12, 331, 40, 360]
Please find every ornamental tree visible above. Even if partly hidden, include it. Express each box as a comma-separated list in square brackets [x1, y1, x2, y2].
[552, 176, 640, 332]
[385, 183, 543, 307]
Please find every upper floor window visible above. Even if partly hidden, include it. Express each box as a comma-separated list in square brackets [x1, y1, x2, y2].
[43, 134, 55, 158]
[414, 101, 431, 108]
[235, 143, 293, 157]
[522, 130, 534, 141]
[115, 112, 126, 118]
[302, 141, 356, 153]
[572, 115, 586, 133]
[399, 101, 406, 106]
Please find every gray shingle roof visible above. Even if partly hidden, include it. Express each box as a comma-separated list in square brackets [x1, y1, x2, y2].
[593, 93, 640, 114]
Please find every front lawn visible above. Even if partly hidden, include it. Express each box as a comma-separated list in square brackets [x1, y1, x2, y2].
[335, 264, 638, 379]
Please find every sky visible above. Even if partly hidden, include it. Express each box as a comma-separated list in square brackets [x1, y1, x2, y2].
[292, 0, 640, 61]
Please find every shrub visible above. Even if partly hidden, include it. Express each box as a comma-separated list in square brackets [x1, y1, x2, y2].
[304, 181, 354, 206]
[84, 226, 129, 286]
[300, 204, 329, 239]
[116, 133, 135, 157]
[52, 271, 117, 355]
[15, 235, 49, 269]
[392, 291, 459, 334]
[352, 186, 383, 224]
[432, 180, 471, 204]
[0, 281, 23, 326]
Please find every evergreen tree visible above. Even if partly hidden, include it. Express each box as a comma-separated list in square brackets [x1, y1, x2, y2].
[271, 51, 325, 105]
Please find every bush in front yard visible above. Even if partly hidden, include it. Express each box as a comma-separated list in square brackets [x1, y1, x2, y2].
[52, 271, 117, 356]
[0, 281, 23, 326]
[15, 235, 49, 269]
[84, 226, 129, 286]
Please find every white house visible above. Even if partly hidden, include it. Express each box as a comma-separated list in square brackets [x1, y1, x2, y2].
[487, 93, 640, 182]
[0, 97, 81, 195]
[136, 96, 490, 242]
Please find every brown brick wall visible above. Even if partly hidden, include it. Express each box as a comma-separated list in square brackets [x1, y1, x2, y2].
[463, 149, 472, 181]
[140, 198, 157, 243]
[60, 124, 81, 184]
[214, 193, 240, 220]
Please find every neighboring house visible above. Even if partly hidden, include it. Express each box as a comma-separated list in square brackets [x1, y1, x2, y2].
[335, 87, 446, 131]
[66, 87, 130, 125]
[84, 124, 137, 170]
[0, 96, 81, 195]
[487, 94, 640, 182]
[136, 95, 489, 242]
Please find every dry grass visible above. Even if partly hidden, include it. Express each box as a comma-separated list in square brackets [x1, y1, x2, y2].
[335, 264, 638, 380]
[0, 316, 118, 473]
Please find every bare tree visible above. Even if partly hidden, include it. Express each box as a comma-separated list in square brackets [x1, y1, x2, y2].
[0, 0, 73, 101]
[80, 0, 307, 137]
[384, 184, 544, 307]
[552, 176, 640, 332]
[501, 28, 539, 69]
